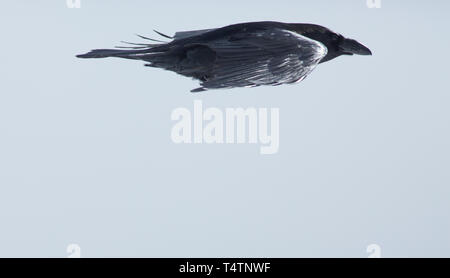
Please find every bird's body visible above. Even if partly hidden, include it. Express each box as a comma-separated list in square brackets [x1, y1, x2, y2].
[77, 21, 371, 92]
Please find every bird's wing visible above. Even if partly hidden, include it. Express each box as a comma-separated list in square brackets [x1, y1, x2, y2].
[193, 27, 328, 91]
[174, 29, 216, 40]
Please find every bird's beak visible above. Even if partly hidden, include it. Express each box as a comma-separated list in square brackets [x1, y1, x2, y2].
[340, 38, 372, 56]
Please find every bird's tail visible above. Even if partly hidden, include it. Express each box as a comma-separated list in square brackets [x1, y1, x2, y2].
[76, 32, 172, 60]
[76, 48, 158, 59]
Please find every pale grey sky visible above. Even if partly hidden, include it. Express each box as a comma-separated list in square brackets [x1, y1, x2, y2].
[0, 0, 449, 257]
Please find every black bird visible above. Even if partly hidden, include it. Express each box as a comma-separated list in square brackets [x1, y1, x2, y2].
[77, 21, 372, 92]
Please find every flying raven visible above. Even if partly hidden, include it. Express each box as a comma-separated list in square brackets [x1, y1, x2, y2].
[77, 21, 372, 92]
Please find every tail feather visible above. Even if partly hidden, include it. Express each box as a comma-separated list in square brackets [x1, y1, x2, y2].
[76, 32, 182, 72]
[76, 48, 158, 59]
[76, 33, 172, 59]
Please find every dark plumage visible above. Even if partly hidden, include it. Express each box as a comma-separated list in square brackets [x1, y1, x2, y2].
[77, 21, 372, 92]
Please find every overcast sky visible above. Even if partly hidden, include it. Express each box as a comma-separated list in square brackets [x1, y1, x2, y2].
[0, 0, 449, 257]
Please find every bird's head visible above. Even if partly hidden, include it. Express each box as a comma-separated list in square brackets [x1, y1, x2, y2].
[291, 24, 372, 63]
